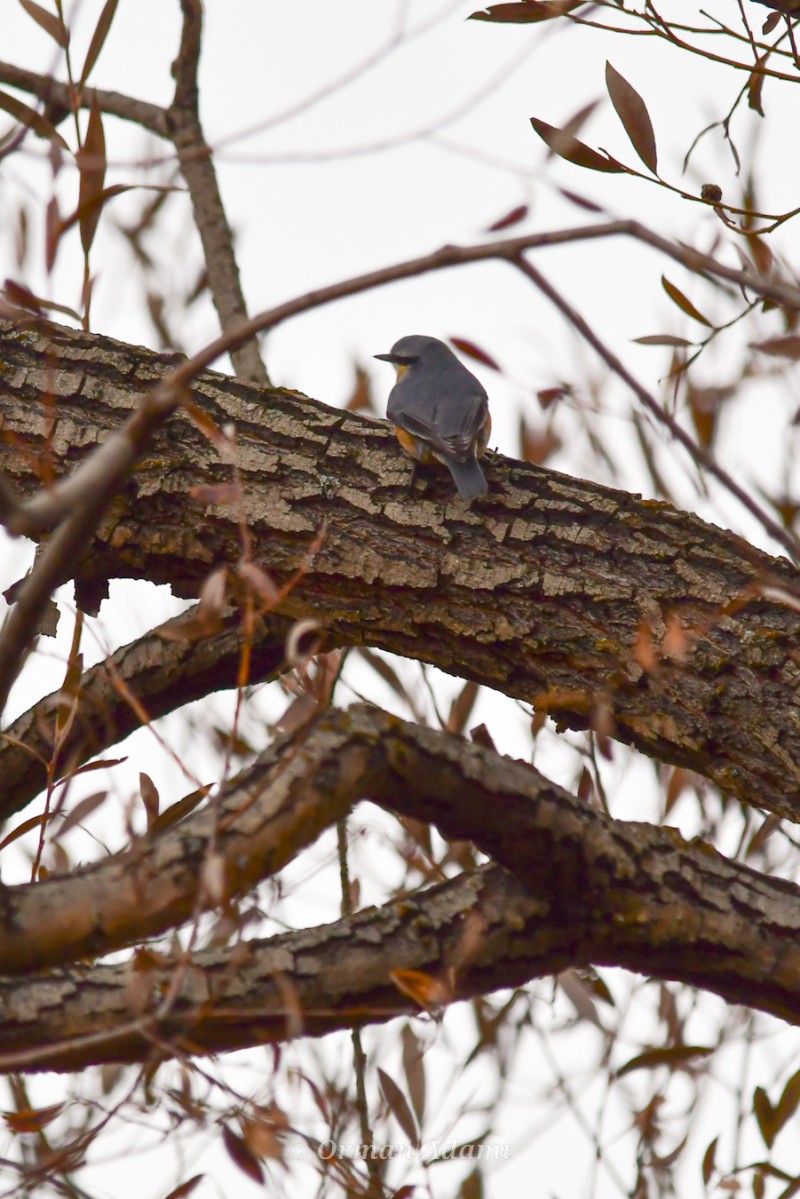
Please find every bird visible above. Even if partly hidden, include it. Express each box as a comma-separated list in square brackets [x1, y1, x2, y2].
[374, 335, 491, 502]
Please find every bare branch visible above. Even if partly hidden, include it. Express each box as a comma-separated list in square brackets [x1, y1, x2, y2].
[0, 59, 169, 136]
[160, 218, 800, 394]
[166, 0, 268, 385]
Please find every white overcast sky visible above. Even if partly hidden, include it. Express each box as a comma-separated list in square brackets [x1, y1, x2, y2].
[2, 3, 800, 1197]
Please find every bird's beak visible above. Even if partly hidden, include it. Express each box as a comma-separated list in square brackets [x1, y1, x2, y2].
[373, 353, 398, 363]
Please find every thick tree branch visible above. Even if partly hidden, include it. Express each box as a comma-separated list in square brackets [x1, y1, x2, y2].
[0, 351, 185, 714]
[4, 706, 800, 1071]
[0, 866, 548, 1072]
[0, 608, 298, 820]
[6, 219, 796, 540]
[1, 321, 799, 813]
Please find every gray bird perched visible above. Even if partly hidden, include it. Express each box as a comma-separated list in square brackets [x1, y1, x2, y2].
[375, 335, 491, 501]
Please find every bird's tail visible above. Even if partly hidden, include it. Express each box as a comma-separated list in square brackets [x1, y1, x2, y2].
[445, 455, 488, 502]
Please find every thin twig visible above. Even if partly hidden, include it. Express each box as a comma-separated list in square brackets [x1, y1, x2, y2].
[167, 0, 268, 385]
[0, 59, 168, 136]
[512, 253, 800, 563]
[338, 819, 383, 1196]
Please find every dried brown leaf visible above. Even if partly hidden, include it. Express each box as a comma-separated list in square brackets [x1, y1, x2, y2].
[0, 90, 69, 149]
[391, 968, 452, 1012]
[238, 560, 279, 605]
[470, 0, 582, 21]
[345, 363, 373, 412]
[18, 0, 69, 47]
[519, 417, 561, 465]
[748, 58, 767, 116]
[4, 1102, 65, 1133]
[449, 336, 501, 371]
[77, 97, 106, 253]
[146, 786, 210, 838]
[222, 1125, 264, 1184]
[80, 0, 119, 86]
[605, 62, 658, 174]
[633, 620, 657, 673]
[486, 203, 528, 231]
[752, 335, 800, 358]
[446, 679, 479, 734]
[633, 334, 694, 347]
[616, 1044, 714, 1079]
[531, 117, 626, 173]
[701, 1136, 718, 1186]
[558, 187, 605, 213]
[139, 772, 159, 828]
[0, 812, 56, 852]
[58, 790, 108, 838]
[58, 183, 135, 240]
[401, 1024, 426, 1129]
[45, 195, 60, 274]
[754, 1085, 778, 1148]
[378, 1068, 419, 1147]
[161, 1176, 205, 1199]
[662, 276, 712, 327]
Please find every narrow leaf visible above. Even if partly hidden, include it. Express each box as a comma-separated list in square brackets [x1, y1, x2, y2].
[661, 276, 712, 327]
[634, 334, 695, 347]
[401, 1025, 426, 1129]
[754, 1086, 778, 1149]
[0, 90, 69, 149]
[139, 772, 159, 828]
[77, 96, 106, 253]
[0, 812, 56, 852]
[378, 1068, 419, 1147]
[748, 58, 767, 116]
[72, 755, 126, 776]
[616, 1044, 714, 1078]
[162, 1177, 204, 1199]
[775, 1068, 800, 1134]
[752, 335, 800, 358]
[146, 786, 210, 837]
[221, 1125, 264, 1184]
[80, 0, 119, 86]
[450, 337, 501, 370]
[701, 1136, 717, 1186]
[531, 117, 625, 173]
[558, 187, 605, 213]
[4, 1102, 65, 1133]
[58, 790, 108, 838]
[18, 0, 69, 48]
[470, 0, 581, 20]
[486, 203, 528, 231]
[605, 62, 658, 174]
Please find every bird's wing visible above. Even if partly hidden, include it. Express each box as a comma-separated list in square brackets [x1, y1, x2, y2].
[388, 382, 488, 463]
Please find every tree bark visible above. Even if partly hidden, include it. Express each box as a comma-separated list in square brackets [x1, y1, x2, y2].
[2, 319, 799, 816]
[3, 706, 800, 1072]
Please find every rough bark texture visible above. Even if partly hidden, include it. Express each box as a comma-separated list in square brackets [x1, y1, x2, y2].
[1, 319, 799, 815]
[0, 607, 295, 819]
[3, 707, 800, 1072]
